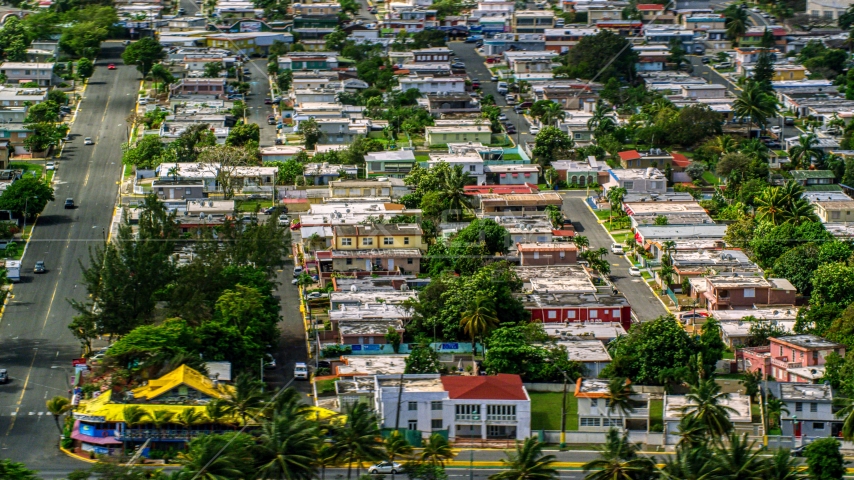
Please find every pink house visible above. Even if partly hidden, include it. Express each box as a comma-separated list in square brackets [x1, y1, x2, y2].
[170, 78, 227, 96]
[742, 335, 844, 383]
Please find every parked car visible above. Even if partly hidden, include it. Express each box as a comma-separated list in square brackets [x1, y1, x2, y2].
[293, 266, 304, 277]
[498, 113, 507, 121]
[294, 362, 308, 380]
[506, 126, 517, 134]
[0, 369, 7, 384]
[770, 126, 781, 134]
[369, 462, 402, 474]
[451, 62, 465, 69]
[45, 161, 55, 171]
[629, 266, 641, 277]
[278, 214, 290, 226]
[267, 115, 277, 125]
[264, 354, 277, 370]
[84, 137, 93, 145]
[530, 126, 540, 135]
[33, 261, 45, 274]
[611, 243, 624, 254]
[678, 312, 708, 323]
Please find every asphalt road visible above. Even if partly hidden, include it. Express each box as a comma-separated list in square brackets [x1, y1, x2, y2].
[560, 192, 670, 322]
[449, 41, 535, 148]
[0, 44, 137, 469]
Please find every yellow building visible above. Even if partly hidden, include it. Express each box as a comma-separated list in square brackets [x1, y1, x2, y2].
[333, 223, 424, 251]
[327, 223, 424, 274]
[814, 200, 854, 223]
[773, 65, 807, 81]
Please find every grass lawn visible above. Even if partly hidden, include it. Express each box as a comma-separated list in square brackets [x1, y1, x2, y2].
[236, 200, 274, 212]
[415, 155, 430, 162]
[530, 391, 578, 431]
[722, 351, 735, 360]
[315, 378, 336, 397]
[751, 403, 761, 423]
[611, 232, 631, 244]
[716, 373, 744, 380]
[641, 271, 652, 280]
[593, 209, 612, 221]
[503, 153, 523, 161]
[604, 218, 632, 231]
[11, 162, 44, 181]
[649, 399, 663, 432]
[702, 171, 720, 185]
[45, 170, 54, 184]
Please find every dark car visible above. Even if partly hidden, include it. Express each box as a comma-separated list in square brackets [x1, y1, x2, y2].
[0, 369, 7, 384]
[506, 126, 517, 134]
[33, 261, 45, 274]
[267, 115, 277, 125]
[64, 198, 74, 209]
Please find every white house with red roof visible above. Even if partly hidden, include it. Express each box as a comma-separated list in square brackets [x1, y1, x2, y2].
[373, 374, 531, 441]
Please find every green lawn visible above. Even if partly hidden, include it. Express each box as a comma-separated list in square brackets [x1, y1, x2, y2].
[722, 351, 735, 360]
[415, 155, 430, 162]
[593, 209, 612, 221]
[611, 232, 631, 244]
[503, 153, 523, 161]
[702, 171, 720, 186]
[751, 403, 761, 423]
[11, 162, 44, 181]
[315, 378, 336, 397]
[649, 399, 663, 432]
[236, 200, 274, 212]
[45, 170, 54, 184]
[604, 218, 632, 231]
[641, 271, 652, 280]
[530, 391, 578, 431]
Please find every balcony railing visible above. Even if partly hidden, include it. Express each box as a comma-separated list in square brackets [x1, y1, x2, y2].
[455, 414, 482, 421]
[486, 414, 517, 422]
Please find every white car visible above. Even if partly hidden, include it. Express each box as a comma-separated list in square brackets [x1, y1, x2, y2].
[369, 462, 403, 474]
[45, 161, 55, 171]
[498, 113, 508, 121]
[770, 126, 782, 134]
[629, 267, 641, 277]
[84, 137, 93, 145]
[294, 362, 308, 380]
[610, 243, 624, 255]
[530, 126, 540, 135]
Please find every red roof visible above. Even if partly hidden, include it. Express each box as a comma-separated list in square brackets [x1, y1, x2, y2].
[636, 3, 664, 10]
[670, 153, 690, 167]
[441, 374, 527, 400]
[618, 150, 641, 161]
[552, 229, 575, 237]
[464, 184, 540, 195]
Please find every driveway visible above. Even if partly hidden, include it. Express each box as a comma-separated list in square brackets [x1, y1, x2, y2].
[561, 192, 671, 322]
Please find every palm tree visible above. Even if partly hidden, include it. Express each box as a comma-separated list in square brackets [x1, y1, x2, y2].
[442, 164, 472, 221]
[573, 235, 589, 252]
[460, 295, 499, 359]
[490, 437, 558, 480]
[780, 180, 805, 203]
[179, 433, 255, 480]
[675, 415, 708, 451]
[223, 374, 267, 426]
[384, 430, 413, 479]
[544, 167, 559, 188]
[724, 6, 749, 43]
[606, 377, 635, 429]
[765, 394, 789, 430]
[607, 187, 627, 212]
[255, 413, 320, 480]
[834, 396, 854, 440]
[582, 429, 655, 480]
[205, 399, 232, 427]
[168, 165, 180, 182]
[754, 187, 788, 225]
[148, 410, 175, 439]
[709, 134, 739, 155]
[541, 102, 566, 127]
[732, 80, 779, 137]
[419, 433, 454, 467]
[764, 448, 805, 480]
[46, 396, 72, 434]
[787, 134, 823, 168]
[679, 379, 738, 439]
[587, 100, 616, 137]
[709, 432, 769, 479]
[739, 138, 769, 162]
[658, 444, 716, 480]
[316, 442, 339, 480]
[175, 408, 204, 440]
[334, 402, 384, 479]
[122, 405, 149, 454]
[783, 198, 818, 224]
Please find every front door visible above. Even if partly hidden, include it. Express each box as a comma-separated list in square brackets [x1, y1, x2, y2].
[365, 259, 371, 271]
[388, 259, 394, 270]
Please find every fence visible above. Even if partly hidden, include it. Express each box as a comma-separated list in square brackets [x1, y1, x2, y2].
[537, 430, 662, 446]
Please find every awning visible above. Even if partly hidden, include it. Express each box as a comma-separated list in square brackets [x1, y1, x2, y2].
[512, 173, 519, 177]
[523, 173, 531, 177]
[499, 174, 507, 177]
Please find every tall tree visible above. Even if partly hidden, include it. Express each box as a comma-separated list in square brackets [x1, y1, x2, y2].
[490, 437, 558, 480]
[679, 379, 737, 438]
[46, 396, 71, 433]
[121, 37, 166, 77]
[787, 134, 824, 168]
[460, 295, 499, 356]
[223, 374, 267, 425]
[255, 412, 320, 480]
[582, 429, 655, 480]
[334, 402, 384, 479]
[419, 433, 454, 468]
[732, 81, 780, 138]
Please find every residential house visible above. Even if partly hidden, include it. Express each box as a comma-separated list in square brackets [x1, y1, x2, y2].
[663, 393, 752, 434]
[512, 10, 555, 33]
[0, 62, 58, 87]
[519, 292, 632, 330]
[700, 275, 796, 310]
[425, 125, 492, 146]
[738, 27, 787, 49]
[604, 168, 668, 195]
[325, 223, 424, 274]
[374, 374, 532, 441]
[483, 33, 546, 55]
[720, 318, 795, 349]
[0, 87, 47, 107]
[169, 78, 227, 96]
[71, 365, 236, 457]
[560, 341, 612, 377]
[668, 250, 758, 290]
[427, 153, 486, 184]
[546, 322, 627, 343]
[681, 14, 725, 31]
[551, 158, 610, 186]
[637, 3, 675, 22]
[478, 192, 563, 213]
[586, 6, 623, 23]
[292, 2, 341, 14]
[411, 47, 452, 62]
[813, 199, 854, 223]
[790, 170, 836, 188]
[643, 27, 698, 53]
[807, 0, 849, 20]
[303, 163, 358, 185]
[278, 52, 339, 70]
[485, 164, 541, 185]
[517, 242, 577, 266]
[398, 75, 466, 95]
[770, 335, 844, 383]
[326, 179, 408, 200]
[776, 383, 841, 438]
[576, 378, 650, 431]
[156, 163, 278, 196]
[365, 150, 417, 179]
[260, 145, 305, 162]
[425, 95, 482, 115]
[543, 27, 600, 53]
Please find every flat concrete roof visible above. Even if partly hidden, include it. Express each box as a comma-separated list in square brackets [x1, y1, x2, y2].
[664, 393, 751, 422]
[336, 355, 408, 375]
[557, 339, 612, 362]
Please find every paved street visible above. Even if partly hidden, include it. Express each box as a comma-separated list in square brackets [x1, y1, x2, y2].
[449, 41, 535, 148]
[0, 44, 138, 469]
[561, 192, 670, 322]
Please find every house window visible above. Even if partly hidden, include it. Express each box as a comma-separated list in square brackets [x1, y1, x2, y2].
[795, 402, 803, 412]
[602, 419, 622, 427]
[487, 405, 516, 421]
[613, 309, 620, 318]
[342, 238, 352, 246]
[744, 288, 755, 298]
[384, 237, 394, 245]
[469, 165, 476, 172]
[832, 211, 841, 220]
[623, 182, 634, 190]
[362, 238, 373, 246]
[404, 237, 410, 245]
[567, 311, 576, 319]
[407, 258, 413, 264]
[548, 310, 556, 319]
[185, 189, 192, 195]
[580, 418, 600, 427]
[810, 403, 818, 413]
[590, 310, 598, 319]
[533, 252, 540, 259]
[559, 251, 565, 258]
[408, 420, 418, 430]
[346, 258, 352, 265]
[813, 422, 825, 430]
[408, 402, 418, 411]
[431, 419, 443, 429]
[431, 401, 442, 411]
[455, 404, 480, 420]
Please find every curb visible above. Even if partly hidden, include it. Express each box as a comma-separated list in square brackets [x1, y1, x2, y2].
[581, 199, 672, 316]
[60, 446, 99, 464]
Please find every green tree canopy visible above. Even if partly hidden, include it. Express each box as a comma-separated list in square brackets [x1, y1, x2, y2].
[0, 176, 55, 218]
[121, 37, 166, 77]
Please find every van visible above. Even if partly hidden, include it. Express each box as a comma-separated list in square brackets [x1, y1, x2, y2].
[497, 82, 508, 95]
[293, 266, 304, 278]
[294, 363, 308, 380]
[610, 243, 624, 255]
